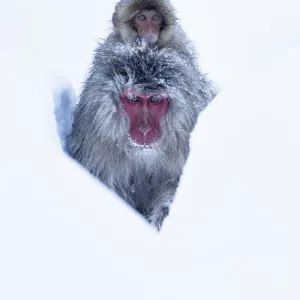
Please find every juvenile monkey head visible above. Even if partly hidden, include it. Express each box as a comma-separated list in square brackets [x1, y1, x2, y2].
[132, 9, 163, 45]
[112, 0, 176, 47]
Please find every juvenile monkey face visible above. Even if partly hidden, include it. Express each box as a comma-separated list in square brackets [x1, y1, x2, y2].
[132, 9, 163, 45]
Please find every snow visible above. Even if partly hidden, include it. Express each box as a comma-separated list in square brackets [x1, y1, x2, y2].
[1, 0, 300, 299]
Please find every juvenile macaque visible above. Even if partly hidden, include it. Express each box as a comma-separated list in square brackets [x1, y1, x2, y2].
[112, 0, 176, 47]
[109, 0, 199, 66]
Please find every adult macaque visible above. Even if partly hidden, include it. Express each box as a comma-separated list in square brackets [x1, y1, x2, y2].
[55, 0, 216, 230]
[65, 42, 216, 230]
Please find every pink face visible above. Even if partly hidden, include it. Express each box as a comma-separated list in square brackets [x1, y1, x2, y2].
[121, 90, 169, 146]
[133, 9, 163, 45]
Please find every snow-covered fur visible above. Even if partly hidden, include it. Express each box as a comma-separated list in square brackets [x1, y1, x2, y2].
[53, 86, 76, 150]
[66, 41, 216, 229]
[112, 0, 176, 47]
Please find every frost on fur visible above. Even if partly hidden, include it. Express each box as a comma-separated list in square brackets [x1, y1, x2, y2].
[53, 86, 76, 150]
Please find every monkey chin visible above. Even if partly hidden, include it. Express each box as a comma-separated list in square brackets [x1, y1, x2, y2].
[127, 135, 164, 168]
[139, 33, 159, 46]
[127, 134, 159, 150]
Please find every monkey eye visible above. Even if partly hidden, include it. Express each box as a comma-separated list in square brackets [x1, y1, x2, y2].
[150, 95, 164, 104]
[152, 14, 161, 21]
[137, 14, 147, 21]
[127, 94, 139, 103]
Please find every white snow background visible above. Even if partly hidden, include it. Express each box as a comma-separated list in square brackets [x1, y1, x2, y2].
[1, 0, 300, 299]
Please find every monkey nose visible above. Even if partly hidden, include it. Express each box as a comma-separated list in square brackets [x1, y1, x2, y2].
[139, 125, 151, 136]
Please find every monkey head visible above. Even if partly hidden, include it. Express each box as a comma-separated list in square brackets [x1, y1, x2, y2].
[131, 9, 164, 45]
[69, 41, 216, 179]
[121, 86, 169, 146]
[112, 0, 176, 47]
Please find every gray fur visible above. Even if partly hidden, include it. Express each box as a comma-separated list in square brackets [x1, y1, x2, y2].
[66, 41, 216, 230]
[53, 86, 76, 150]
